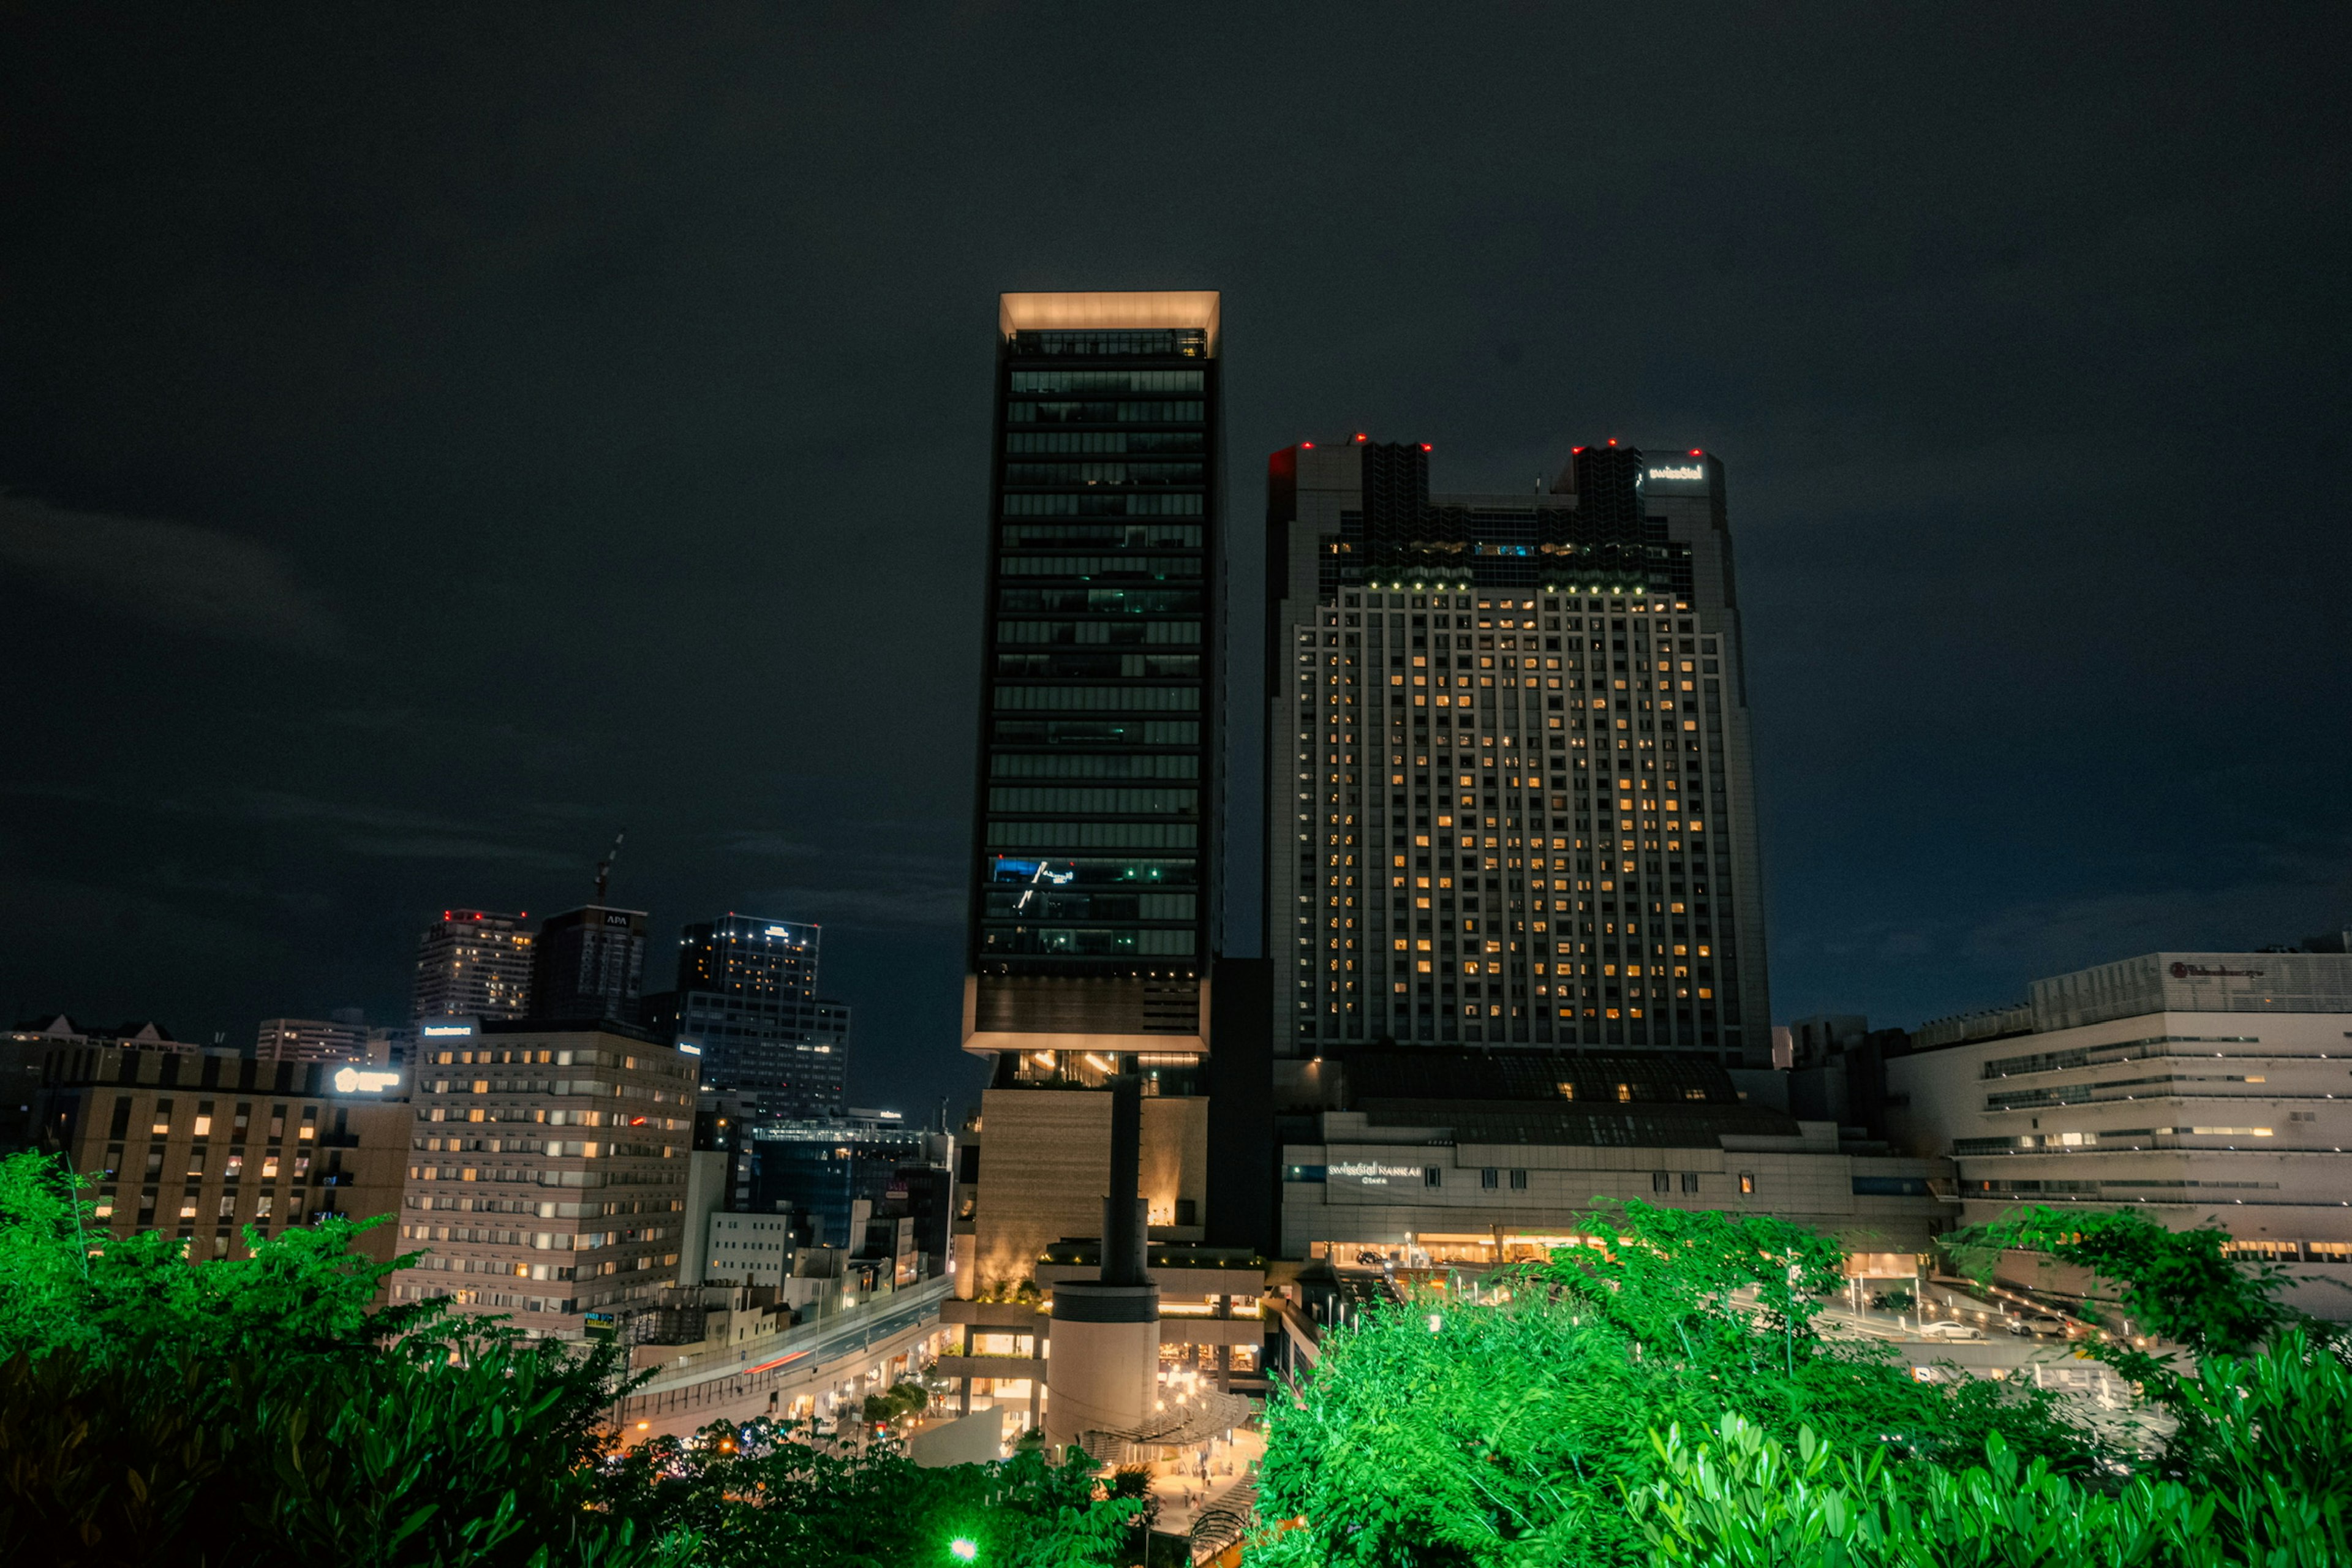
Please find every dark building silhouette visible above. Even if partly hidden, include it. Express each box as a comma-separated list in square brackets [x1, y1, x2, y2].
[529, 905, 647, 1023]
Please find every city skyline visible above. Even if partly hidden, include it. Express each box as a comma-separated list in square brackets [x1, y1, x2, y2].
[4, 9, 2348, 1115]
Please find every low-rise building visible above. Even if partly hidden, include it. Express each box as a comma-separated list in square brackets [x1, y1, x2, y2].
[1885, 948, 2352, 1320]
[1281, 1047, 1955, 1265]
[706, 1210, 797, 1289]
[9, 1041, 410, 1264]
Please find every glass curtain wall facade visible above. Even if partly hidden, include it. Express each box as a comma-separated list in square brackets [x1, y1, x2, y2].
[661, 915, 849, 1116]
[1265, 439, 1771, 1067]
[964, 292, 1224, 1060]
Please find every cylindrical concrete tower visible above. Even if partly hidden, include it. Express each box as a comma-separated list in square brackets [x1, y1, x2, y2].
[1044, 1074, 1161, 1455]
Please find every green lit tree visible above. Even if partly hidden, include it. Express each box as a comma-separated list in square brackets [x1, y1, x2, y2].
[0, 1150, 1137, 1567]
[602, 1417, 1137, 1568]
[1945, 1206, 2296, 1357]
[1248, 1200, 2100, 1567]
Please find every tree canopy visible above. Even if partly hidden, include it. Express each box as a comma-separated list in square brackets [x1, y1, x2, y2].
[1245, 1199, 2350, 1567]
[0, 1150, 1138, 1567]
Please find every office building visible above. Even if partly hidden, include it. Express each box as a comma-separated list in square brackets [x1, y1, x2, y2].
[412, 910, 536, 1023]
[644, 915, 851, 1115]
[10, 1042, 410, 1265]
[1264, 439, 1771, 1065]
[254, 1010, 370, 1064]
[957, 290, 1231, 1296]
[530, 905, 648, 1024]
[731, 1110, 948, 1251]
[963, 290, 1223, 1057]
[1885, 948, 2352, 1319]
[388, 1017, 697, 1338]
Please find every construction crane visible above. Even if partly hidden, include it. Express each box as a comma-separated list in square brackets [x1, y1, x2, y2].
[594, 832, 625, 903]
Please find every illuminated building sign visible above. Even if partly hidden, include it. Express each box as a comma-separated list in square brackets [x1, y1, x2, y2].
[1645, 462, 1706, 483]
[1327, 1160, 1427, 1187]
[677, 1041, 703, 1055]
[420, 1022, 475, 1037]
[331, 1067, 402, 1094]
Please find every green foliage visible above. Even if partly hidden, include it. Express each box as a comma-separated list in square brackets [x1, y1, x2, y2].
[1547, 1200, 1847, 1344]
[1251, 1202, 2101, 1567]
[1627, 1413, 2195, 1567]
[0, 1149, 426, 1368]
[1947, 1206, 2293, 1356]
[0, 1327, 688, 1567]
[2158, 1330, 2352, 1560]
[600, 1417, 1139, 1568]
[861, 1378, 933, 1426]
[0, 1148, 1134, 1566]
[1629, 1406, 2346, 1568]
[1254, 1197, 2346, 1567]
[1109, 1464, 1161, 1566]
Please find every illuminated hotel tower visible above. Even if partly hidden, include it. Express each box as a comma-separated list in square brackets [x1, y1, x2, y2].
[1265, 438, 1771, 1066]
[957, 292, 1229, 1288]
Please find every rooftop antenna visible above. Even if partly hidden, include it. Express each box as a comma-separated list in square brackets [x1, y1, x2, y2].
[594, 831, 625, 904]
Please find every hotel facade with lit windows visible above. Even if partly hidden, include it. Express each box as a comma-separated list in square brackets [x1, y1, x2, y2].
[1264, 439, 1771, 1066]
[411, 909, 535, 1024]
[390, 1018, 698, 1339]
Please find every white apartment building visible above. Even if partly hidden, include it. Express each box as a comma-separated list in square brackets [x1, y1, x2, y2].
[1886, 951, 2352, 1319]
[706, 1210, 795, 1289]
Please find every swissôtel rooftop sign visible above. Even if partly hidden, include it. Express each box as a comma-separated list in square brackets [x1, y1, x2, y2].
[1640, 454, 1709, 488]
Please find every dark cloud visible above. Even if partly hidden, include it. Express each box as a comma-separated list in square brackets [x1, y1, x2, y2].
[1, 2, 2346, 1107]
[0, 495, 344, 652]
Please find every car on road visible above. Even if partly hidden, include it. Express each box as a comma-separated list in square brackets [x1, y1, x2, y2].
[2008, 1314, 2070, 1337]
[1915, 1319, 1986, 1340]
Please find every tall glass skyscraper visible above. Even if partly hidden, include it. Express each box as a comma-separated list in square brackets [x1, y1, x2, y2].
[963, 292, 1224, 1068]
[1265, 439, 1771, 1066]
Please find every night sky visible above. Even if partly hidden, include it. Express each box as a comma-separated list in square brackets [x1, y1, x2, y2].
[4, 6, 2347, 1110]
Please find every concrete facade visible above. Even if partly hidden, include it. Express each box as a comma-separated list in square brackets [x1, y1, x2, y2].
[1283, 1110, 1953, 1262]
[1885, 990, 2352, 1320]
[965, 1085, 1208, 1295]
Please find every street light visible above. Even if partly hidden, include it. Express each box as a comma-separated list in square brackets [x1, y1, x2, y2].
[949, 1539, 979, 1562]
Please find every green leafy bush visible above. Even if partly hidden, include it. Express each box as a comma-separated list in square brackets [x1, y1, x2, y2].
[0, 1150, 1136, 1567]
[1250, 1202, 2102, 1567]
[601, 1417, 1137, 1568]
[1628, 1404, 2347, 1568]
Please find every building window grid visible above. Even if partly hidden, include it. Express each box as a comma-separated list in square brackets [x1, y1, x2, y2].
[1285, 587, 1740, 1057]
